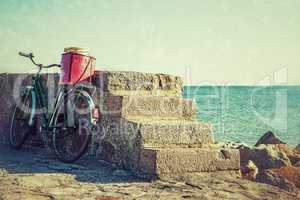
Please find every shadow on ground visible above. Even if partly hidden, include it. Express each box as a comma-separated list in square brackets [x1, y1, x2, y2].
[0, 143, 143, 184]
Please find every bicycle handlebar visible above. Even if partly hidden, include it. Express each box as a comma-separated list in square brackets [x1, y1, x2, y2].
[43, 64, 61, 68]
[19, 52, 34, 58]
[18, 51, 61, 69]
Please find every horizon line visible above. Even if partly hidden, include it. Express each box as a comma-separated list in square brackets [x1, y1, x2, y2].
[184, 84, 300, 87]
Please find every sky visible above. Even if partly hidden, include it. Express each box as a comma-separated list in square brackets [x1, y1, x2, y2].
[0, 0, 299, 85]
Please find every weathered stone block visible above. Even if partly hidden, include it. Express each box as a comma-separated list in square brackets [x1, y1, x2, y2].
[99, 94, 197, 120]
[132, 119, 213, 147]
[93, 71, 183, 96]
[136, 147, 240, 178]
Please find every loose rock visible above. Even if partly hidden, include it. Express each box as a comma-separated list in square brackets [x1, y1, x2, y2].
[241, 160, 258, 181]
[271, 166, 300, 189]
[0, 169, 7, 177]
[271, 144, 300, 165]
[295, 144, 300, 152]
[213, 141, 247, 149]
[240, 144, 291, 169]
[255, 131, 286, 146]
[256, 169, 298, 193]
[295, 161, 300, 167]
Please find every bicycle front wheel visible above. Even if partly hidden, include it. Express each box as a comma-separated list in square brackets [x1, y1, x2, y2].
[53, 90, 93, 163]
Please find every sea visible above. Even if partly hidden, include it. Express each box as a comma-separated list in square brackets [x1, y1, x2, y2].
[183, 86, 300, 147]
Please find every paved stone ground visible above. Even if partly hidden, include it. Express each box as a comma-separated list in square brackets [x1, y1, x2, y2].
[0, 143, 299, 200]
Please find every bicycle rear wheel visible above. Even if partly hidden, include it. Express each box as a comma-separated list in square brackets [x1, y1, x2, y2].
[9, 93, 34, 149]
[53, 90, 93, 163]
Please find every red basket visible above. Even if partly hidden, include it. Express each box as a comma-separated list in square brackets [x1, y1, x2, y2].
[59, 52, 96, 85]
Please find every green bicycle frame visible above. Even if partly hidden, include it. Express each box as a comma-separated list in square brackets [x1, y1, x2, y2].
[25, 73, 95, 131]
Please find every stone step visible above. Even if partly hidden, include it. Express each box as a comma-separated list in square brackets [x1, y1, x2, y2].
[89, 117, 213, 168]
[92, 71, 183, 96]
[99, 95, 197, 120]
[135, 147, 240, 178]
[130, 119, 213, 147]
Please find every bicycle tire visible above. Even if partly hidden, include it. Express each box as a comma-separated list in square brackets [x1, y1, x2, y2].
[9, 94, 33, 149]
[52, 90, 93, 163]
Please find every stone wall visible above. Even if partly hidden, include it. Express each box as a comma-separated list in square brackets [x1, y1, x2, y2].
[0, 71, 183, 143]
[0, 73, 59, 143]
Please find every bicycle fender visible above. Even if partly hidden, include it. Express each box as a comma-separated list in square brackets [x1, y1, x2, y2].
[74, 84, 97, 97]
[51, 89, 96, 127]
[76, 89, 95, 123]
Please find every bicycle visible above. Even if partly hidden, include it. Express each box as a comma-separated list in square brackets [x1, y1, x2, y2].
[9, 52, 97, 163]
